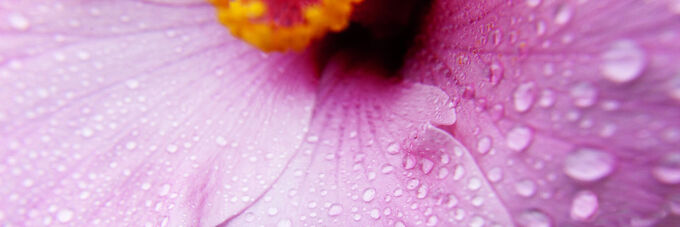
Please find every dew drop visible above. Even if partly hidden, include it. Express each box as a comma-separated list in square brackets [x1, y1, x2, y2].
[426, 215, 439, 226]
[513, 82, 536, 113]
[487, 167, 503, 182]
[126, 79, 140, 89]
[328, 204, 343, 216]
[362, 188, 376, 202]
[564, 148, 615, 182]
[477, 136, 492, 154]
[416, 185, 428, 199]
[386, 143, 400, 155]
[517, 209, 552, 227]
[600, 40, 646, 83]
[467, 177, 482, 191]
[277, 218, 292, 227]
[570, 190, 598, 221]
[554, 5, 573, 25]
[668, 75, 680, 101]
[469, 216, 485, 227]
[166, 144, 178, 153]
[421, 159, 434, 174]
[527, 0, 542, 8]
[8, 13, 30, 30]
[515, 179, 537, 197]
[215, 136, 228, 147]
[57, 209, 74, 223]
[570, 82, 598, 107]
[652, 152, 680, 184]
[507, 126, 533, 151]
[403, 155, 416, 170]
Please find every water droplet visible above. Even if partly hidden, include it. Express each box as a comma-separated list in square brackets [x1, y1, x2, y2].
[381, 164, 395, 174]
[80, 127, 94, 138]
[514, 82, 536, 112]
[141, 182, 151, 190]
[386, 143, 400, 155]
[469, 216, 485, 227]
[421, 159, 434, 174]
[554, 5, 573, 25]
[517, 209, 552, 227]
[564, 148, 615, 182]
[477, 136, 492, 154]
[166, 144, 178, 153]
[268, 207, 279, 216]
[328, 204, 343, 216]
[57, 209, 74, 223]
[600, 40, 646, 83]
[403, 155, 416, 170]
[507, 126, 533, 151]
[215, 136, 228, 146]
[126, 79, 140, 89]
[570, 190, 598, 221]
[277, 218, 292, 227]
[417, 185, 428, 199]
[426, 215, 439, 226]
[467, 177, 482, 191]
[515, 179, 537, 197]
[8, 13, 30, 30]
[159, 184, 171, 196]
[539, 89, 556, 107]
[362, 188, 376, 202]
[570, 82, 598, 107]
[652, 152, 680, 184]
[453, 165, 466, 180]
[668, 75, 680, 101]
[437, 167, 449, 179]
[527, 0, 542, 7]
[487, 167, 503, 182]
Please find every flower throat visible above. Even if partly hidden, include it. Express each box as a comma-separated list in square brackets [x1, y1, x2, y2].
[211, 0, 433, 73]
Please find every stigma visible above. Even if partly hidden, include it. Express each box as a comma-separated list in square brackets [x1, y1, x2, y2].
[211, 0, 363, 52]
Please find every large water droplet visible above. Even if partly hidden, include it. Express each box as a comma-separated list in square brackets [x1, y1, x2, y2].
[487, 167, 503, 182]
[514, 82, 536, 113]
[56, 209, 74, 223]
[600, 40, 646, 83]
[652, 152, 680, 184]
[467, 177, 482, 191]
[477, 136, 492, 154]
[517, 209, 552, 227]
[570, 190, 598, 221]
[570, 82, 598, 108]
[507, 126, 533, 151]
[554, 5, 573, 25]
[7, 13, 30, 30]
[362, 188, 377, 202]
[515, 179, 537, 197]
[328, 204, 343, 216]
[564, 148, 615, 182]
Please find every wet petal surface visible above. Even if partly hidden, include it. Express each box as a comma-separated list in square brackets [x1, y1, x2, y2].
[225, 57, 516, 226]
[406, 0, 680, 225]
[0, 1, 317, 226]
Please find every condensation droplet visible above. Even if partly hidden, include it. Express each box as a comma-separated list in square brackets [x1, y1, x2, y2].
[514, 82, 536, 112]
[57, 209, 74, 223]
[507, 126, 533, 151]
[564, 148, 615, 182]
[570, 190, 599, 221]
[652, 152, 680, 184]
[600, 40, 646, 83]
[362, 188, 376, 202]
[517, 209, 552, 227]
[277, 218, 292, 227]
[487, 167, 503, 182]
[477, 136, 492, 154]
[554, 5, 573, 25]
[328, 204, 343, 216]
[469, 216, 485, 227]
[8, 13, 30, 30]
[421, 159, 434, 174]
[403, 155, 416, 170]
[570, 82, 598, 107]
[467, 177, 482, 191]
[515, 179, 537, 197]
[386, 143, 400, 155]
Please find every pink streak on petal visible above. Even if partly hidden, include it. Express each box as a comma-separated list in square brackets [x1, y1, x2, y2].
[0, 1, 317, 226]
[405, 0, 680, 225]
[223, 56, 513, 226]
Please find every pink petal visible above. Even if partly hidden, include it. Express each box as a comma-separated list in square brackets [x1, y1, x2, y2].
[406, 0, 680, 225]
[223, 56, 515, 226]
[0, 1, 317, 225]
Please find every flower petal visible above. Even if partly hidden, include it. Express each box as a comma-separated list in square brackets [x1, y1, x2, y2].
[222, 56, 514, 226]
[0, 1, 317, 226]
[406, 0, 680, 225]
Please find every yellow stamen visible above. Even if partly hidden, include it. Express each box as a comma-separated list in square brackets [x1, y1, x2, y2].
[211, 0, 363, 52]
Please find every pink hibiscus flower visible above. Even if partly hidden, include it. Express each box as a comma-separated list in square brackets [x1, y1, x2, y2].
[2, 0, 679, 226]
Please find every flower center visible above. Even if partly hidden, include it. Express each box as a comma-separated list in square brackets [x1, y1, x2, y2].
[211, 0, 363, 52]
